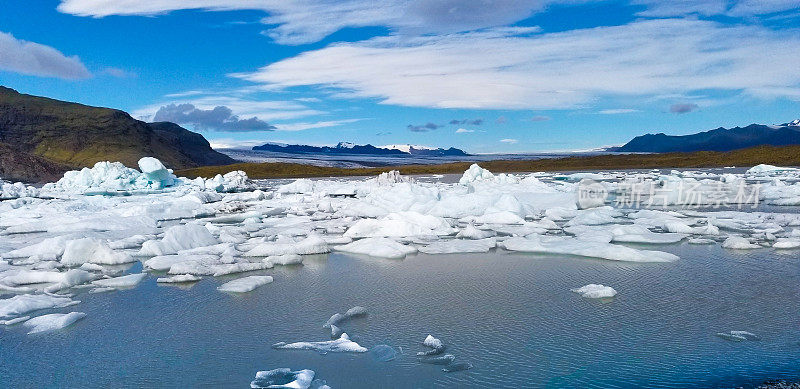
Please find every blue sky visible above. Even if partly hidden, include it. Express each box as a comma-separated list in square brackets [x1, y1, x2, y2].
[1, 0, 799, 153]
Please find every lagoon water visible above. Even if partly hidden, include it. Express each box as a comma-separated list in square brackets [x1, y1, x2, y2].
[3, 242, 800, 388]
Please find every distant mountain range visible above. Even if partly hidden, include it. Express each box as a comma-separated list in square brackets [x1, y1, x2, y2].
[0, 86, 234, 181]
[253, 142, 470, 157]
[612, 119, 800, 153]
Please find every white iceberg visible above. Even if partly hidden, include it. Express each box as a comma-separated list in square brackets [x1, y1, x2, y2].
[272, 333, 367, 353]
[91, 273, 147, 288]
[23, 312, 86, 334]
[334, 237, 417, 258]
[571, 284, 617, 298]
[250, 368, 315, 389]
[217, 275, 273, 293]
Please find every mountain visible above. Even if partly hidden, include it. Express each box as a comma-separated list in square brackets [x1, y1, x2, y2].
[253, 142, 469, 156]
[612, 120, 800, 153]
[0, 86, 234, 181]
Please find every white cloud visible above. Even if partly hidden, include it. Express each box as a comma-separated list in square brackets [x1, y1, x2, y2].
[455, 128, 474, 133]
[598, 108, 639, 114]
[0, 31, 90, 79]
[57, 0, 580, 44]
[133, 95, 324, 123]
[102, 67, 136, 78]
[232, 19, 800, 110]
[273, 118, 363, 131]
[633, 0, 799, 16]
[500, 138, 518, 143]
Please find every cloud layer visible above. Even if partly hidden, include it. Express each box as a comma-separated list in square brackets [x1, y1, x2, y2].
[0, 31, 90, 79]
[232, 19, 800, 110]
[152, 103, 276, 132]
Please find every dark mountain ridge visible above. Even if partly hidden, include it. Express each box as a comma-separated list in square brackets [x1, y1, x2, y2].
[0, 86, 234, 182]
[613, 121, 800, 153]
[253, 142, 470, 157]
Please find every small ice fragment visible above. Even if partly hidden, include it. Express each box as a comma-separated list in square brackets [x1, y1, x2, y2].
[217, 276, 273, 293]
[330, 324, 343, 338]
[267, 254, 303, 265]
[371, 344, 398, 362]
[23, 312, 86, 334]
[0, 316, 30, 325]
[716, 330, 760, 341]
[323, 306, 367, 328]
[91, 273, 147, 288]
[156, 274, 202, 283]
[442, 362, 473, 373]
[417, 334, 445, 356]
[722, 236, 760, 250]
[571, 284, 617, 299]
[272, 333, 368, 353]
[0, 294, 78, 320]
[419, 354, 455, 365]
[250, 368, 315, 389]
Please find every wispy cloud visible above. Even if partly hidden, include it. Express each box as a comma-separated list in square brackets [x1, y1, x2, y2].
[273, 118, 363, 131]
[407, 122, 443, 132]
[598, 108, 639, 114]
[0, 31, 90, 79]
[455, 128, 474, 133]
[669, 103, 699, 114]
[233, 19, 800, 110]
[152, 103, 276, 132]
[500, 138, 518, 144]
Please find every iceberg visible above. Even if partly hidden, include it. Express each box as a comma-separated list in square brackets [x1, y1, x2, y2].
[0, 294, 78, 320]
[139, 223, 218, 256]
[272, 333, 368, 353]
[23, 312, 86, 334]
[417, 334, 445, 356]
[571, 284, 617, 298]
[91, 273, 147, 288]
[61, 238, 133, 266]
[721, 236, 760, 250]
[716, 330, 760, 341]
[323, 306, 367, 328]
[418, 238, 496, 254]
[250, 368, 315, 389]
[502, 235, 679, 262]
[335, 237, 417, 258]
[156, 274, 202, 283]
[217, 275, 273, 293]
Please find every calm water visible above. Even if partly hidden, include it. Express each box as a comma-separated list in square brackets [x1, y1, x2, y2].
[2, 243, 800, 388]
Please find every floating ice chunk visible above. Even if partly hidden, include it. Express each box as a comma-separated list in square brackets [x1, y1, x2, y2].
[419, 354, 455, 365]
[144, 254, 217, 272]
[209, 262, 273, 277]
[156, 274, 202, 283]
[250, 368, 315, 389]
[139, 223, 218, 256]
[442, 362, 473, 373]
[2, 269, 94, 293]
[277, 179, 315, 194]
[571, 284, 617, 298]
[0, 316, 30, 325]
[418, 238, 496, 254]
[323, 306, 367, 329]
[217, 275, 273, 293]
[1, 236, 72, 262]
[344, 211, 455, 238]
[417, 334, 445, 356]
[0, 180, 38, 199]
[722, 236, 760, 250]
[773, 238, 800, 249]
[688, 238, 715, 245]
[462, 211, 525, 225]
[371, 344, 398, 362]
[273, 333, 368, 353]
[108, 235, 152, 250]
[716, 330, 760, 341]
[564, 207, 621, 227]
[23, 312, 86, 334]
[0, 294, 78, 320]
[746, 164, 797, 175]
[335, 237, 417, 258]
[91, 273, 147, 288]
[329, 324, 343, 338]
[455, 224, 496, 239]
[244, 235, 329, 257]
[502, 235, 679, 262]
[138, 157, 174, 188]
[61, 238, 133, 266]
[267, 254, 304, 265]
[459, 164, 494, 185]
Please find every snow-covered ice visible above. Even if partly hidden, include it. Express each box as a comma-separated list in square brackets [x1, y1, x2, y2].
[571, 284, 618, 298]
[23, 312, 86, 334]
[250, 368, 315, 389]
[217, 275, 273, 293]
[272, 333, 368, 353]
[92, 273, 147, 288]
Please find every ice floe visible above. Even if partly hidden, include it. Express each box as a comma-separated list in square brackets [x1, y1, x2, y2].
[273, 333, 368, 353]
[0, 294, 78, 320]
[334, 238, 417, 258]
[716, 330, 760, 341]
[217, 275, 273, 293]
[250, 368, 315, 389]
[571, 284, 618, 298]
[91, 273, 147, 288]
[502, 235, 679, 262]
[23, 312, 86, 334]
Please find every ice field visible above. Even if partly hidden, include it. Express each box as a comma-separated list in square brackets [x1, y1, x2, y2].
[2, 158, 800, 388]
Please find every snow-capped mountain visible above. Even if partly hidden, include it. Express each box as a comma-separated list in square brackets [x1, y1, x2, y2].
[253, 142, 469, 156]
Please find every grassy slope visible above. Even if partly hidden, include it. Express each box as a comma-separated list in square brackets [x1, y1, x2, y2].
[176, 145, 800, 179]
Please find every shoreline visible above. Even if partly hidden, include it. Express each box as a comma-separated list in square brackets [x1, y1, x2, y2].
[176, 145, 800, 179]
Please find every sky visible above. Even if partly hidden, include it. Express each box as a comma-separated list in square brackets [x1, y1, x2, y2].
[1, 0, 799, 154]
